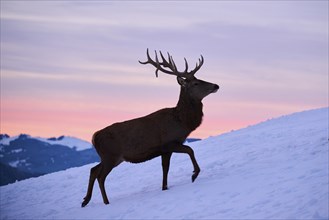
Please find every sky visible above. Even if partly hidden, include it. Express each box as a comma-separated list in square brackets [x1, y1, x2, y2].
[0, 1, 328, 142]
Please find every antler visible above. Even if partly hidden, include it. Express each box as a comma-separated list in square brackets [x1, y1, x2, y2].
[139, 48, 204, 79]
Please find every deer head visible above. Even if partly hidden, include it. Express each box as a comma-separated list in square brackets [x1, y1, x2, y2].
[139, 49, 219, 101]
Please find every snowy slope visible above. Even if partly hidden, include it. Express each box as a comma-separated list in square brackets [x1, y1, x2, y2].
[0, 108, 328, 219]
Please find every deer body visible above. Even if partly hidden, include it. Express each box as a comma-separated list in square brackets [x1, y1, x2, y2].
[93, 87, 203, 164]
[82, 50, 219, 207]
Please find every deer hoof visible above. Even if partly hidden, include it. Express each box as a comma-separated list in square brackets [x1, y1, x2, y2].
[81, 199, 90, 208]
[192, 170, 200, 182]
[162, 186, 168, 191]
[104, 200, 110, 205]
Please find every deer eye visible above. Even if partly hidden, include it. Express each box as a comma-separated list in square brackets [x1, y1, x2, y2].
[193, 82, 199, 86]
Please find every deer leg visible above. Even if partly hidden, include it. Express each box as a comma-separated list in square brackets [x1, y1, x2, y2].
[82, 163, 102, 207]
[161, 153, 172, 190]
[168, 144, 201, 183]
[97, 163, 113, 205]
[96, 157, 123, 205]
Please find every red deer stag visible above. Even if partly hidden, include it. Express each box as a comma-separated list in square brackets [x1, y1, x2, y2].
[81, 49, 219, 207]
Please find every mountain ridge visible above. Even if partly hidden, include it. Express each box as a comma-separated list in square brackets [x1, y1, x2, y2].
[0, 134, 99, 185]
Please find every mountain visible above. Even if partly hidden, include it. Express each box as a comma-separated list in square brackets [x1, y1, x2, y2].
[0, 162, 41, 186]
[0, 134, 201, 186]
[185, 138, 201, 143]
[0, 134, 99, 185]
[0, 134, 93, 151]
[0, 107, 328, 219]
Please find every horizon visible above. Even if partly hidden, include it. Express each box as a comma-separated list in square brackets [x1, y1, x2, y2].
[1, 1, 328, 142]
[1, 106, 327, 143]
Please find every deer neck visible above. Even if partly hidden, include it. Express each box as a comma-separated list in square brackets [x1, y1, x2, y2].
[175, 89, 204, 132]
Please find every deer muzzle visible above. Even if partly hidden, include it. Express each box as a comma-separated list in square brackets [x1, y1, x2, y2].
[212, 84, 220, 93]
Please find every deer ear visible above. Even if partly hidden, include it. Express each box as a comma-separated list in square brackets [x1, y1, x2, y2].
[177, 77, 187, 87]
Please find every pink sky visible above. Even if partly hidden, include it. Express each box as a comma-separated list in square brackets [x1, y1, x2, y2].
[1, 1, 328, 142]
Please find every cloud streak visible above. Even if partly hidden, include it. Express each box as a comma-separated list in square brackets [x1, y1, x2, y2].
[1, 1, 328, 141]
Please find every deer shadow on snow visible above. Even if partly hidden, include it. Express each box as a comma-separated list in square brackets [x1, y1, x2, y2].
[82, 49, 219, 207]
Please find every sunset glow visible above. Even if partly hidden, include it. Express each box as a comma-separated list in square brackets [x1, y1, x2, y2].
[1, 1, 328, 142]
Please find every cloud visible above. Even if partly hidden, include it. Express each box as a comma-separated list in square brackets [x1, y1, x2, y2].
[1, 1, 328, 140]
[0, 1, 200, 30]
[3, 1, 327, 36]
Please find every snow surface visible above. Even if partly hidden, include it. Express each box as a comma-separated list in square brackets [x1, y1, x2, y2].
[0, 135, 92, 151]
[36, 136, 93, 151]
[0, 108, 328, 219]
[0, 136, 18, 146]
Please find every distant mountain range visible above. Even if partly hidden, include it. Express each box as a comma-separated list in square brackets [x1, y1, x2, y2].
[0, 134, 201, 186]
[0, 134, 99, 186]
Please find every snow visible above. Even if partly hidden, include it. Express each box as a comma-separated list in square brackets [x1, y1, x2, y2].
[35, 136, 93, 151]
[8, 160, 20, 168]
[8, 159, 29, 168]
[10, 149, 23, 153]
[0, 136, 18, 146]
[0, 135, 92, 151]
[0, 107, 328, 219]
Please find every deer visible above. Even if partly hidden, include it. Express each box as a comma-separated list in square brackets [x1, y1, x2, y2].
[81, 49, 219, 207]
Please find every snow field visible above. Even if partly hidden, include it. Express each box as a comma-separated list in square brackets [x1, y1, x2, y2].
[0, 108, 328, 219]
